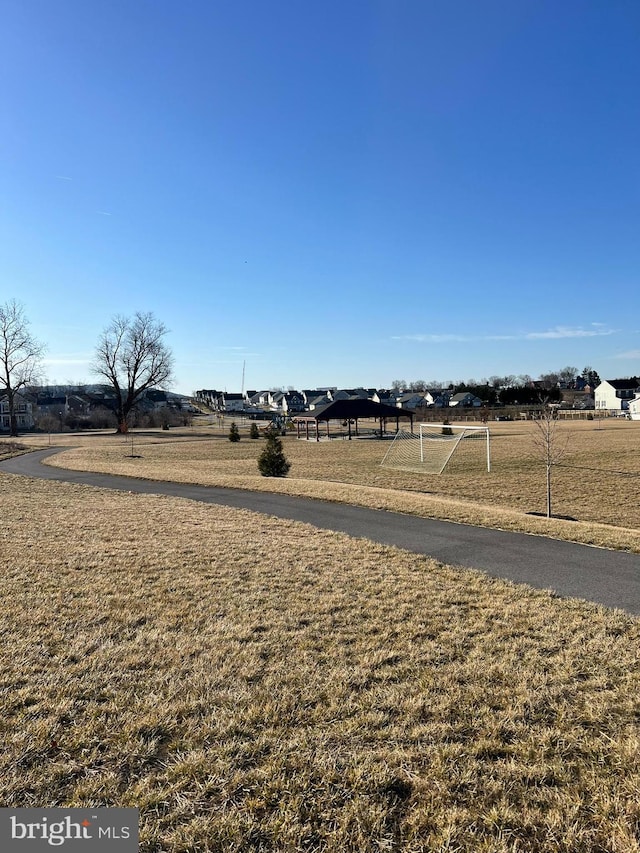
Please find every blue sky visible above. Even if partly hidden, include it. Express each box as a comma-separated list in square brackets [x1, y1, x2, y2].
[3, 0, 639, 394]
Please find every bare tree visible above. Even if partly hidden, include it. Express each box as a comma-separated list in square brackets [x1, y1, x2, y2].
[531, 405, 569, 518]
[92, 312, 174, 433]
[538, 371, 560, 390]
[0, 300, 45, 436]
[558, 365, 578, 386]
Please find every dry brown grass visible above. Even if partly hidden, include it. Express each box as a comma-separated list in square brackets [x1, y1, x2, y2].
[0, 440, 31, 461]
[14, 418, 640, 551]
[1, 472, 639, 851]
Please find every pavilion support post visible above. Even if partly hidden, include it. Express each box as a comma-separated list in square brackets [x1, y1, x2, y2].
[326, 420, 330, 440]
[348, 419, 352, 440]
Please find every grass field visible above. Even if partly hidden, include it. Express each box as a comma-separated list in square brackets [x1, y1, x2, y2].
[18, 417, 640, 552]
[2, 419, 639, 850]
[1, 473, 639, 852]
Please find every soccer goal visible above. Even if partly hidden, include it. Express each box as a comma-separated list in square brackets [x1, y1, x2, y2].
[381, 423, 491, 474]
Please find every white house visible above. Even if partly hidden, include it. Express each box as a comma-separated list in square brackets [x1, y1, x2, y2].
[269, 391, 285, 410]
[629, 394, 640, 421]
[449, 392, 483, 408]
[594, 379, 640, 412]
[249, 391, 272, 408]
[219, 392, 245, 412]
[194, 389, 220, 409]
[305, 393, 332, 410]
[395, 392, 429, 410]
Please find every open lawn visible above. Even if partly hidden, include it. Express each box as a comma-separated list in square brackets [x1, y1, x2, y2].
[1, 473, 639, 852]
[15, 417, 640, 551]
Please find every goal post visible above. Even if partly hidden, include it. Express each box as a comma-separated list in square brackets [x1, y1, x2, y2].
[381, 423, 491, 474]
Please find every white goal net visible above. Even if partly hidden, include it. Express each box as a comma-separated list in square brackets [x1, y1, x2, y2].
[381, 423, 490, 474]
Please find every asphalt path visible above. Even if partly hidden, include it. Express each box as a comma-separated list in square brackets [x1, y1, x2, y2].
[3, 447, 640, 616]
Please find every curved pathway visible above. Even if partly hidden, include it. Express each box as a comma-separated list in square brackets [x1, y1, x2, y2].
[2, 448, 640, 616]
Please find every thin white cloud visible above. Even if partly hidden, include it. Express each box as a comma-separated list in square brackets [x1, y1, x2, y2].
[97, 210, 112, 216]
[392, 326, 617, 344]
[392, 334, 474, 343]
[613, 349, 640, 360]
[524, 326, 616, 340]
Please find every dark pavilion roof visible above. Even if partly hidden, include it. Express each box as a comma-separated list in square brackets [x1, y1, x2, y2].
[294, 398, 413, 422]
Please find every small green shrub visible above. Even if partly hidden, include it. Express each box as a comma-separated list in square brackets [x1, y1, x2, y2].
[257, 431, 290, 477]
[249, 422, 260, 439]
[228, 422, 240, 442]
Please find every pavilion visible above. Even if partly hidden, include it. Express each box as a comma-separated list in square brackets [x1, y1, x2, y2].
[293, 398, 415, 441]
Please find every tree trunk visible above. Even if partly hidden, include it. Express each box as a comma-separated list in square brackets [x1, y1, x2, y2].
[115, 402, 129, 434]
[546, 464, 552, 518]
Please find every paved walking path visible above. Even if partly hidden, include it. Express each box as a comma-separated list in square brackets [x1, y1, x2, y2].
[2, 448, 640, 616]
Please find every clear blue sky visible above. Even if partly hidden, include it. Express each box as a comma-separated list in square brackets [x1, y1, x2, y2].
[3, 0, 639, 394]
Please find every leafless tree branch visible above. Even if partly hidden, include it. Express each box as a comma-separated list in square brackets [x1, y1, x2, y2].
[0, 300, 45, 436]
[531, 402, 570, 518]
[92, 312, 174, 433]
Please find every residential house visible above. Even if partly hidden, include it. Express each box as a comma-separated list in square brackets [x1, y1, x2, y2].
[431, 389, 453, 407]
[34, 394, 68, 420]
[372, 389, 396, 406]
[220, 392, 245, 412]
[302, 390, 333, 406]
[331, 389, 357, 401]
[0, 394, 34, 432]
[353, 388, 376, 399]
[629, 394, 640, 421]
[305, 393, 332, 411]
[66, 394, 91, 417]
[594, 379, 640, 412]
[395, 392, 429, 410]
[449, 392, 483, 408]
[249, 391, 272, 408]
[269, 391, 285, 411]
[195, 389, 220, 409]
[143, 389, 169, 410]
[281, 392, 305, 414]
